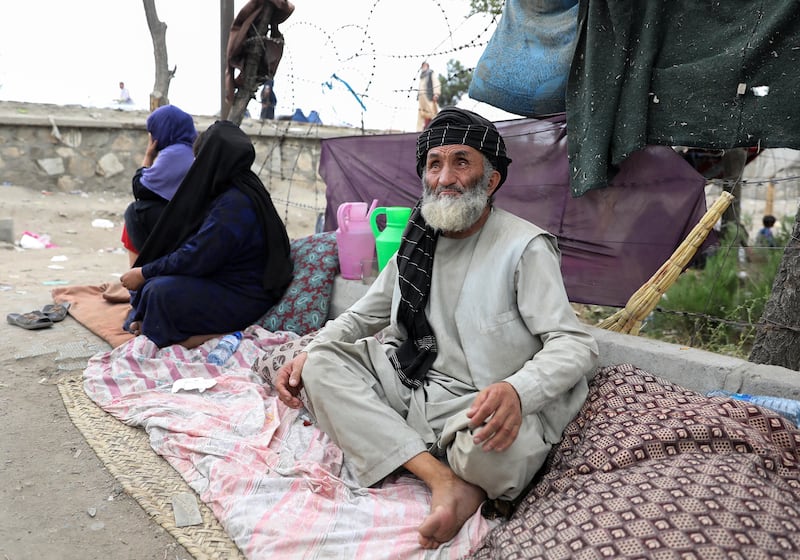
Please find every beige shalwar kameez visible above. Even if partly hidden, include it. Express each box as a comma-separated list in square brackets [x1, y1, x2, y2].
[301, 208, 599, 500]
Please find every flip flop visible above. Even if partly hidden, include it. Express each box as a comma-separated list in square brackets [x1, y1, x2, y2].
[41, 302, 70, 322]
[7, 311, 54, 330]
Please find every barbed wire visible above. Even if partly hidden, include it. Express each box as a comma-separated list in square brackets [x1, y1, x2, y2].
[708, 174, 800, 187]
[651, 307, 800, 335]
[251, 116, 328, 230]
[252, 1, 800, 338]
[273, 0, 498, 121]
[270, 196, 323, 212]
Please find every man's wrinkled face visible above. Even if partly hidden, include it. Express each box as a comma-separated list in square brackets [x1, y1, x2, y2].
[420, 144, 495, 233]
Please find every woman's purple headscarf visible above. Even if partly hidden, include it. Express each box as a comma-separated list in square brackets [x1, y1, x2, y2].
[140, 105, 198, 200]
[146, 104, 197, 148]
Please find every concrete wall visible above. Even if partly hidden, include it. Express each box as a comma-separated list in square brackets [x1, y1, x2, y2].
[0, 101, 389, 236]
[588, 326, 800, 399]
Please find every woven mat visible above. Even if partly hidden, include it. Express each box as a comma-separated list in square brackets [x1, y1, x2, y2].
[57, 373, 245, 560]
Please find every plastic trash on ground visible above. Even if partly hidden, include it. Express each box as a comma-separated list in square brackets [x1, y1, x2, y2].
[91, 218, 115, 229]
[19, 231, 55, 249]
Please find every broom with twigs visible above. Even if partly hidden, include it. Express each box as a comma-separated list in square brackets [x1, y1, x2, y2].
[596, 191, 734, 335]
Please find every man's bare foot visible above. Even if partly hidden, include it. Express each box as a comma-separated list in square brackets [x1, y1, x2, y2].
[417, 472, 486, 549]
[128, 321, 142, 336]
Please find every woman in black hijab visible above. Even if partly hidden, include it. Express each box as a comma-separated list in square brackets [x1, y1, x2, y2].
[120, 120, 293, 348]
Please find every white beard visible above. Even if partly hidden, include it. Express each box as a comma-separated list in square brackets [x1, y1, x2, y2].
[420, 167, 492, 233]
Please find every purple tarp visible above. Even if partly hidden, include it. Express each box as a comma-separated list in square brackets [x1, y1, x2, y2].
[319, 114, 709, 308]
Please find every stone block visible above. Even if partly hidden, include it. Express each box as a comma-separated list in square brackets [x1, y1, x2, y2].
[111, 133, 138, 151]
[96, 153, 124, 178]
[37, 157, 65, 176]
[67, 155, 96, 178]
[171, 492, 202, 527]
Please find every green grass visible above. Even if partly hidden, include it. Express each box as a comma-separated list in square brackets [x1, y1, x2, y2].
[641, 225, 788, 358]
[578, 219, 791, 359]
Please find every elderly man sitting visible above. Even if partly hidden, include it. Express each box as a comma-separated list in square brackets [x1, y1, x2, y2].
[276, 107, 598, 549]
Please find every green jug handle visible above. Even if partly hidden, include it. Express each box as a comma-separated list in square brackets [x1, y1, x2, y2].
[370, 207, 387, 238]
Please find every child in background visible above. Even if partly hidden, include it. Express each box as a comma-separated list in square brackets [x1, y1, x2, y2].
[755, 215, 777, 247]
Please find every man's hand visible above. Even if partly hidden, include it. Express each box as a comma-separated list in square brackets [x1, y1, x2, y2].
[275, 352, 308, 409]
[466, 382, 522, 452]
[120, 267, 145, 291]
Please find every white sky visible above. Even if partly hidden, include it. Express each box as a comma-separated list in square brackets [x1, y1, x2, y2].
[0, 0, 512, 131]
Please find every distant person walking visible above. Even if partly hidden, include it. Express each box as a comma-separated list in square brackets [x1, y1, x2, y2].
[417, 61, 441, 131]
[260, 79, 277, 120]
[117, 82, 133, 105]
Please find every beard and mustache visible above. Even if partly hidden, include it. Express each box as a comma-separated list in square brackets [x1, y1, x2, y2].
[420, 164, 494, 233]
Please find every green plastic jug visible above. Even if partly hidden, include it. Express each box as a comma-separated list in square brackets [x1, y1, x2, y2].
[370, 206, 412, 271]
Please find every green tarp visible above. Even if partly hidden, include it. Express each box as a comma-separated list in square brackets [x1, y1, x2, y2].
[566, 0, 800, 196]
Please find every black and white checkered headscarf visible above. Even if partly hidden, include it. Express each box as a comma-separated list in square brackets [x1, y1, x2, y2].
[415, 107, 512, 187]
[392, 108, 511, 389]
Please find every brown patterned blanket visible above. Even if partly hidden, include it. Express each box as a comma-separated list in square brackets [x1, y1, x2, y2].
[471, 364, 800, 559]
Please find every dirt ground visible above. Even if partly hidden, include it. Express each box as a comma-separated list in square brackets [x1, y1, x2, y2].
[0, 183, 316, 559]
[0, 185, 192, 560]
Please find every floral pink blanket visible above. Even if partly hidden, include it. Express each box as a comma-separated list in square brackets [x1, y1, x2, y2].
[82, 326, 496, 559]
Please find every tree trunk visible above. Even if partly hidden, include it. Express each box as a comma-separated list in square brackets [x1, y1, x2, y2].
[226, 4, 275, 125]
[143, 0, 174, 110]
[749, 204, 800, 369]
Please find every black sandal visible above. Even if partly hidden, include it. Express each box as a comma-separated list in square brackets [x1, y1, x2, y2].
[41, 302, 70, 322]
[7, 311, 54, 330]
